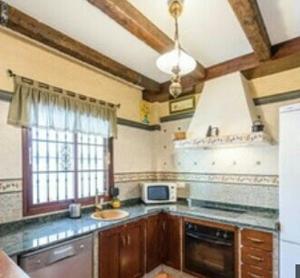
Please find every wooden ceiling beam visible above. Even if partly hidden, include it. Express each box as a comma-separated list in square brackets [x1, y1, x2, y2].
[0, 1, 160, 91]
[88, 0, 173, 53]
[149, 37, 300, 102]
[206, 53, 259, 80]
[243, 37, 300, 79]
[228, 0, 271, 61]
[87, 0, 206, 81]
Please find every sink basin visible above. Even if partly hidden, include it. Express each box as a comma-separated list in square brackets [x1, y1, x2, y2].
[91, 209, 129, 221]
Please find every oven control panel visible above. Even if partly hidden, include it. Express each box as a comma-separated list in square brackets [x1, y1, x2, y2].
[185, 222, 234, 242]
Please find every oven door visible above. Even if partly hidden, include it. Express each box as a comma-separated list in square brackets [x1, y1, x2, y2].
[147, 185, 170, 202]
[185, 230, 234, 278]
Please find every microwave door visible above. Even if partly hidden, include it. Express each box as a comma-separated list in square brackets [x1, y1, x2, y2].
[148, 186, 169, 201]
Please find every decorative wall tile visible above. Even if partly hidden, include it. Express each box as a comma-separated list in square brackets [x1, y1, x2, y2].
[174, 132, 273, 149]
[114, 172, 278, 187]
[189, 182, 278, 209]
[0, 192, 22, 223]
[114, 172, 157, 183]
[0, 179, 22, 193]
[159, 172, 279, 187]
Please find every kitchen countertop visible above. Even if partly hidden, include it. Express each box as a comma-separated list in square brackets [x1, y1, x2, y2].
[0, 204, 278, 257]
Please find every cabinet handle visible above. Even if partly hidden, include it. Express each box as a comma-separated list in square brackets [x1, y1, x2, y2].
[127, 234, 131, 246]
[249, 255, 263, 262]
[247, 272, 263, 278]
[248, 237, 264, 244]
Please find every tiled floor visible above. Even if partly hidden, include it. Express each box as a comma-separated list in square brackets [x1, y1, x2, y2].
[145, 265, 196, 278]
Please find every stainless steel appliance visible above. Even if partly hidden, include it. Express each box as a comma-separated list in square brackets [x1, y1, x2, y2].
[141, 182, 177, 204]
[68, 202, 81, 218]
[184, 222, 235, 278]
[19, 235, 93, 278]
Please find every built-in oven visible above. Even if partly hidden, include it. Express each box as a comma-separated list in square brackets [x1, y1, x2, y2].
[184, 222, 235, 278]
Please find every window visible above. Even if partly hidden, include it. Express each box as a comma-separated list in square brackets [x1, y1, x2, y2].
[23, 127, 113, 216]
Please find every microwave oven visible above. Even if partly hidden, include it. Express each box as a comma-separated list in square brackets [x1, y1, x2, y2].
[141, 182, 177, 204]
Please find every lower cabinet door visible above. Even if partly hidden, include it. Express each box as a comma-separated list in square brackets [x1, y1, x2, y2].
[163, 214, 182, 270]
[120, 221, 145, 278]
[99, 227, 121, 278]
[146, 214, 161, 272]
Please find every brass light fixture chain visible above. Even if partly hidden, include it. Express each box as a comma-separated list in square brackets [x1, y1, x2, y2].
[157, 0, 195, 98]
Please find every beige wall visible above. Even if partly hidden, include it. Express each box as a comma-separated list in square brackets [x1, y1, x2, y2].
[249, 67, 300, 98]
[0, 29, 144, 122]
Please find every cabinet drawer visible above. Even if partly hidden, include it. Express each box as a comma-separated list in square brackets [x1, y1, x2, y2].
[242, 247, 272, 270]
[241, 229, 272, 251]
[242, 263, 272, 278]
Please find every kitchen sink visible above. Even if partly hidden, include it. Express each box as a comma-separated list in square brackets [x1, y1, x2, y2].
[91, 209, 129, 221]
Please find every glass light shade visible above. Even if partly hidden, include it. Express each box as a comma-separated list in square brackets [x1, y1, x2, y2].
[156, 49, 197, 75]
[169, 80, 182, 98]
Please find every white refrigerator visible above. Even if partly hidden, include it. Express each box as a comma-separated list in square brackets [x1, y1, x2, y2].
[280, 103, 300, 278]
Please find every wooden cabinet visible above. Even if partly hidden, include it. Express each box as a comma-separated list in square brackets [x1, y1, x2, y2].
[146, 214, 162, 272]
[99, 213, 275, 278]
[146, 213, 182, 272]
[120, 221, 145, 278]
[99, 226, 121, 278]
[241, 229, 273, 278]
[162, 214, 182, 270]
[99, 220, 145, 278]
[99, 214, 183, 278]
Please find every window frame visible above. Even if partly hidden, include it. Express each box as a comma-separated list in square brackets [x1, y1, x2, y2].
[22, 128, 114, 216]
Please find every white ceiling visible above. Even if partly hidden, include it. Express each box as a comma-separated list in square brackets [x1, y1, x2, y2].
[257, 0, 300, 44]
[128, 0, 253, 66]
[4, 0, 300, 83]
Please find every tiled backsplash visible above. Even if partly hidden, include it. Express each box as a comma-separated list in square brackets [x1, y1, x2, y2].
[189, 182, 278, 209]
[0, 171, 278, 223]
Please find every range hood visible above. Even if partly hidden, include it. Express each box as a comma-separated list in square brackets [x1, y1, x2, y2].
[175, 72, 272, 149]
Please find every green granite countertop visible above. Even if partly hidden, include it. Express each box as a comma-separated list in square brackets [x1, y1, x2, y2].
[0, 204, 278, 256]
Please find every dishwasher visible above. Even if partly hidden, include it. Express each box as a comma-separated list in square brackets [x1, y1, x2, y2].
[19, 234, 93, 278]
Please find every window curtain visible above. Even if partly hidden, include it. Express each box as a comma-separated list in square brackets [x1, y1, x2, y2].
[7, 76, 118, 138]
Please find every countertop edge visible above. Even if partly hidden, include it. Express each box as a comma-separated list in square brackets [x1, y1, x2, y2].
[3, 206, 278, 257]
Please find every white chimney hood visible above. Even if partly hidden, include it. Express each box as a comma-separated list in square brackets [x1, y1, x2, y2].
[175, 72, 272, 149]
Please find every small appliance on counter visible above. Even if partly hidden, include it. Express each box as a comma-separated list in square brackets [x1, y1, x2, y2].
[141, 182, 177, 204]
[110, 187, 121, 208]
[69, 202, 81, 219]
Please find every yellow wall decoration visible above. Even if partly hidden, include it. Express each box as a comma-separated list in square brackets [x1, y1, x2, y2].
[140, 100, 151, 124]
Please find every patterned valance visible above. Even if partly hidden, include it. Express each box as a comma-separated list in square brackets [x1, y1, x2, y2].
[7, 75, 118, 138]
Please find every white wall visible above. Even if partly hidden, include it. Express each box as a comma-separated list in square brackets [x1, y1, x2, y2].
[114, 125, 155, 173]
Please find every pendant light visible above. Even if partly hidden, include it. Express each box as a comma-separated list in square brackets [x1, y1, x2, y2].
[156, 0, 196, 98]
